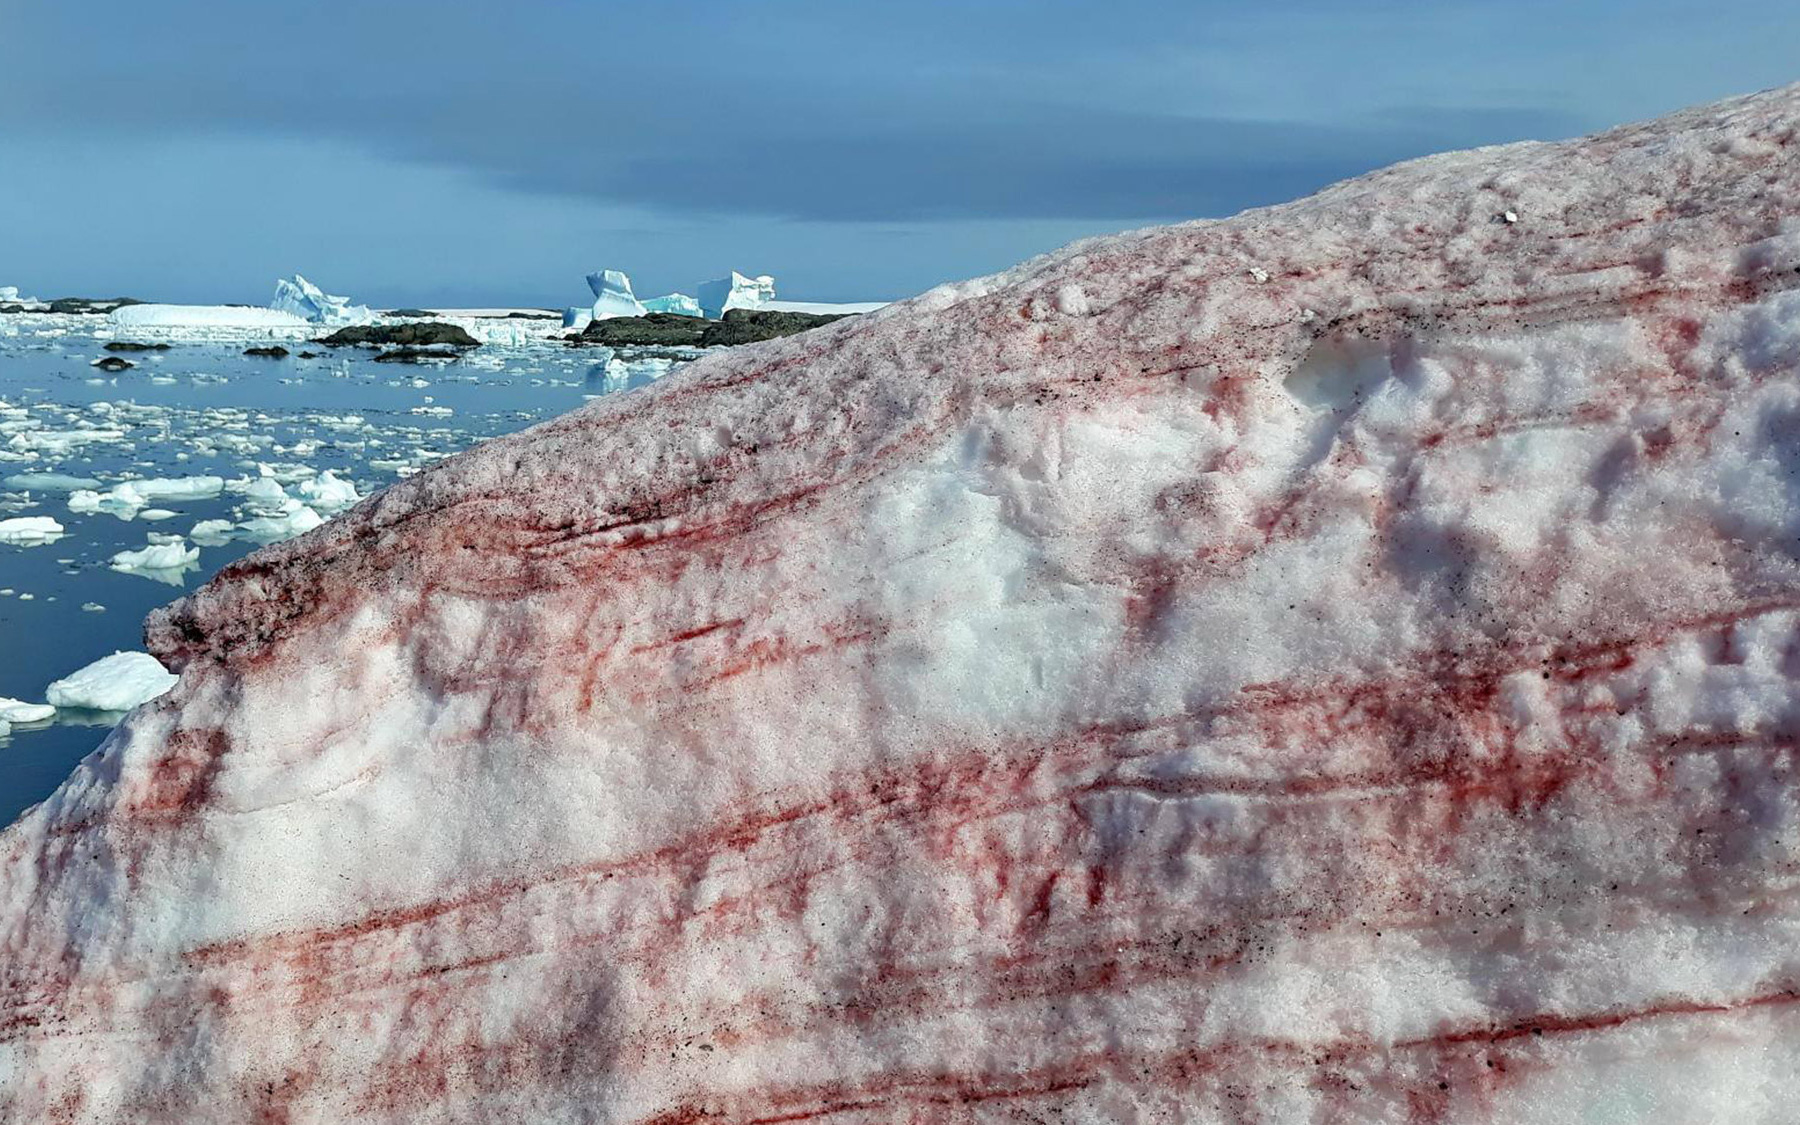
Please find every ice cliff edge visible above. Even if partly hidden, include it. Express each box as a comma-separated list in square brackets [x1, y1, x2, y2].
[9, 83, 1800, 1123]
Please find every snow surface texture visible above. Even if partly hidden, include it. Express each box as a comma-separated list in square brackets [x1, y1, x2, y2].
[6, 85, 1800, 1122]
[269, 274, 373, 327]
[588, 269, 648, 321]
[696, 270, 776, 318]
[108, 304, 312, 330]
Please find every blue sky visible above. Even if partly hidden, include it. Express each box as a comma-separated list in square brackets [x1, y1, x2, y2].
[1, 0, 1795, 308]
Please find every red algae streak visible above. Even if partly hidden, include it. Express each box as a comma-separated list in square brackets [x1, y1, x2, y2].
[8, 85, 1800, 1123]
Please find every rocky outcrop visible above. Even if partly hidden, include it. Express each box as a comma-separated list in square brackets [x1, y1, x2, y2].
[577, 307, 853, 348]
[6, 85, 1800, 1123]
[315, 322, 481, 348]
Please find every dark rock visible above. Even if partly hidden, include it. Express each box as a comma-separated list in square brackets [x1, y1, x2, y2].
[384, 309, 437, 318]
[47, 297, 142, 315]
[244, 346, 290, 358]
[698, 308, 853, 347]
[93, 357, 134, 372]
[576, 308, 855, 349]
[104, 342, 170, 352]
[506, 311, 560, 320]
[297, 351, 322, 359]
[316, 323, 480, 349]
[578, 313, 710, 348]
[373, 347, 459, 364]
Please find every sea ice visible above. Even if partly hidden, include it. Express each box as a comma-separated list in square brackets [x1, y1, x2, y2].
[43, 650, 177, 712]
[3, 472, 103, 492]
[270, 274, 373, 327]
[189, 519, 236, 546]
[0, 516, 64, 545]
[0, 699, 53, 724]
[237, 499, 324, 543]
[294, 471, 359, 513]
[586, 270, 647, 320]
[696, 270, 776, 318]
[110, 539, 200, 574]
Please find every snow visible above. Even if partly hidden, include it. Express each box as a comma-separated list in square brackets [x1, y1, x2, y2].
[269, 274, 373, 327]
[642, 292, 704, 317]
[110, 304, 313, 330]
[760, 299, 887, 315]
[696, 270, 776, 318]
[8, 83, 1800, 1122]
[586, 269, 647, 320]
[0, 516, 64, 545]
[42, 650, 177, 712]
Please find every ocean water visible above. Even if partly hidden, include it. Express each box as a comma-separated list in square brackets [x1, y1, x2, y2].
[0, 316, 676, 826]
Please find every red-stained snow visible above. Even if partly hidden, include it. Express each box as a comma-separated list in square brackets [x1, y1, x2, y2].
[6, 84, 1800, 1123]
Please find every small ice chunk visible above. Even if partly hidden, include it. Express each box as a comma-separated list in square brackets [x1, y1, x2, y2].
[190, 519, 236, 545]
[294, 470, 360, 514]
[0, 516, 65, 545]
[110, 540, 199, 572]
[587, 270, 647, 321]
[45, 651, 177, 712]
[238, 500, 324, 543]
[0, 698, 55, 723]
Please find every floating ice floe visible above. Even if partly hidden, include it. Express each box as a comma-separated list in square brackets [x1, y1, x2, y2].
[0, 517, 64, 546]
[643, 293, 704, 317]
[270, 274, 373, 327]
[69, 476, 224, 520]
[189, 519, 236, 546]
[44, 651, 177, 712]
[3, 473, 102, 492]
[237, 499, 324, 543]
[695, 271, 776, 318]
[587, 270, 647, 321]
[293, 470, 360, 514]
[8, 428, 126, 455]
[0, 698, 54, 724]
[110, 541, 198, 571]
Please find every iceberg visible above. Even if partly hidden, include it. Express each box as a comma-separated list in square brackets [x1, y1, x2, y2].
[270, 274, 373, 327]
[189, 518, 236, 546]
[0, 516, 64, 546]
[695, 270, 776, 318]
[43, 650, 176, 712]
[586, 269, 647, 320]
[562, 307, 593, 331]
[8, 84, 1800, 1121]
[642, 292, 704, 317]
[110, 305, 312, 330]
[237, 498, 324, 543]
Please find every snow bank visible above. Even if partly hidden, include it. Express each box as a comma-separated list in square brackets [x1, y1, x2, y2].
[43, 650, 176, 712]
[270, 274, 372, 327]
[761, 299, 888, 315]
[586, 269, 647, 320]
[695, 270, 775, 318]
[7, 84, 1800, 1121]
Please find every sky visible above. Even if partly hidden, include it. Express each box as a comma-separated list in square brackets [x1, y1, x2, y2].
[1, 0, 1796, 309]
